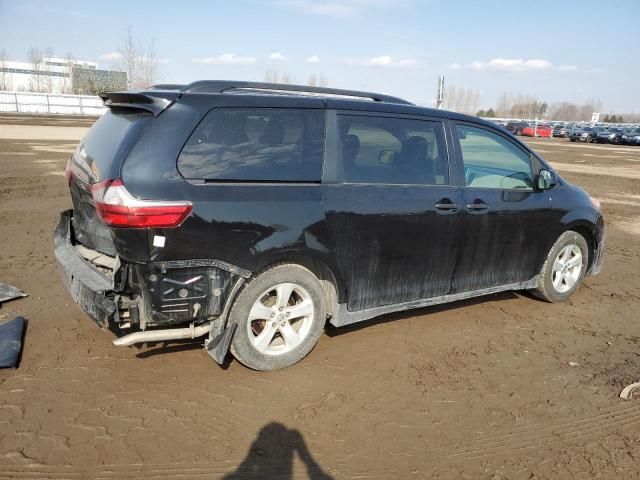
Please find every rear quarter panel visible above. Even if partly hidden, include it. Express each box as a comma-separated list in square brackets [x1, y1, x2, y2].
[118, 94, 336, 275]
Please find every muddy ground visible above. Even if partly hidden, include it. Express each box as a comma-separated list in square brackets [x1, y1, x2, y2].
[0, 115, 638, 479]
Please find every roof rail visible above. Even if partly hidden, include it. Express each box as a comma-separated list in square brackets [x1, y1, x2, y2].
[182, 80, 413, 105]
[150, 83, 187, 90]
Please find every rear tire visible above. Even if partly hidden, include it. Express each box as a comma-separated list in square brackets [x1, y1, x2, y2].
[531, 231, 589, 302]
[229, 263, 326, 371]
[586, 135, 593, 143]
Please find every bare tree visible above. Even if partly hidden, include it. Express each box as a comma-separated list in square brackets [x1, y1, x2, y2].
[116, 27, 160, 89]
[443, 85, 458, 110]
[443, 85, 480, 114]
[496, 93, 510, 117]
[578, 98, 602, 121]
[41, 47, 55, 93]
[307, 74, 328, 87]
[0, 49, 12, 91]
[264, 70, 293, 84]
[61, 52, 75, 94]
[549, 102, 579, 121]
[138, 37, 158, 88]
[27, 47, 45, 92]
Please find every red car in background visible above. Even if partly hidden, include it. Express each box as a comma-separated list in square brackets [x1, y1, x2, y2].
[521, 124, 552, 137]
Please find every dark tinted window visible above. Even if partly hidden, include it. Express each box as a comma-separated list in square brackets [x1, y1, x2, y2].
[338, 115, 448, 185]
[72, 109, 151, 184]
[178, 108, 325, 181]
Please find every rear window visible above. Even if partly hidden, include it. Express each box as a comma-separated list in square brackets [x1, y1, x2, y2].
[71, 109, 151, 184]
[177, 108, 325, 182]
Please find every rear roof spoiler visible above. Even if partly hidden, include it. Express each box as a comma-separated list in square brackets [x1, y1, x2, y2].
[98, 91, 180, 116]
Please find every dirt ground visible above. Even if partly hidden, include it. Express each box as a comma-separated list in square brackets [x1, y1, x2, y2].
[0, 114, 638, 479]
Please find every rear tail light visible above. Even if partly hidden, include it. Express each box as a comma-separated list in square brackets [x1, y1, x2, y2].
[65, 156, 73, 186]
[91, 179, 192, 228]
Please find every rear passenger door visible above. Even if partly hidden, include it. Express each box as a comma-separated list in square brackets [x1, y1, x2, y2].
[324, 112, 461, 312]
[450, 122, 554, 293]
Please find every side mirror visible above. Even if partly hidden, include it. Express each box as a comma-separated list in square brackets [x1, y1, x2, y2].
[378, 150, 396, 165]
[536, 168, 557, 191]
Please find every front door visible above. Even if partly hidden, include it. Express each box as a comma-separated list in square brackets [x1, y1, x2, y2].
[450, 122, 555, 293]
[324, 113, 461, 312]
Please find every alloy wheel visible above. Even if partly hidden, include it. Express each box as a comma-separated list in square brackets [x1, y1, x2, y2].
[247, 282, 314, 356]
[551, 244, 583, 293]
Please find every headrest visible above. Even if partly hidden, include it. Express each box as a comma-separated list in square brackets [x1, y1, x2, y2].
[342, 134, 360, 162]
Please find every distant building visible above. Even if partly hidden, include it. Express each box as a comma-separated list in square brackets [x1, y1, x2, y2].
[0, 57, 127, 94]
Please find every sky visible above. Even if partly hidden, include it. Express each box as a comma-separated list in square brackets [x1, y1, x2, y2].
[0, 0, 638, 112]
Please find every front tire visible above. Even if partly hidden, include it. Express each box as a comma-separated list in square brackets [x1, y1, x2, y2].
[229, 263, 326, 371]
[531, 231, 589, 302]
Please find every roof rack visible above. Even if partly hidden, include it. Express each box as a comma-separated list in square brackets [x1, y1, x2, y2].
[182, 80, 413, 105]
[150, 83, 187, 90]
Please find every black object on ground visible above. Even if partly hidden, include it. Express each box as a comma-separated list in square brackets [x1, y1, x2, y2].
[0, 316, 26, 368]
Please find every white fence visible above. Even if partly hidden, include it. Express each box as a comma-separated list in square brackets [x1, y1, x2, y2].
[0, 91, 105, 116]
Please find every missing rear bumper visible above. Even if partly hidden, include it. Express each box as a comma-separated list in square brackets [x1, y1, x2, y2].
[55, 209, 249, 365]
[54, 210, 116, 327]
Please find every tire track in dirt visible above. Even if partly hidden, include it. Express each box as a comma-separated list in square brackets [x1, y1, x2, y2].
[445, 402, 640, 462]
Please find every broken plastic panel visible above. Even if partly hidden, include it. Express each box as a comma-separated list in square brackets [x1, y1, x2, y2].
[0, 282, 26, 304]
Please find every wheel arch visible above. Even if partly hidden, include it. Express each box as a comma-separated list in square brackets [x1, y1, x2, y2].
[250, 251, 345, 320]
[564, 221, 598, 272]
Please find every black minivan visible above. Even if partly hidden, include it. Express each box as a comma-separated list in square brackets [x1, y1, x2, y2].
[55, 81, 605, 370]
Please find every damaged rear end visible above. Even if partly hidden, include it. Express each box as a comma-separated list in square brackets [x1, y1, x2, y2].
[53, 90, 242, 362]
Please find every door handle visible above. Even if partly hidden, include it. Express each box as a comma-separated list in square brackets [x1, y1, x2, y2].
[435, 200, 459, 214]
[466, 201, 489, 213]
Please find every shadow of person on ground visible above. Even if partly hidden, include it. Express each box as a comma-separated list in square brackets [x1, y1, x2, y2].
[223, 422, 333, 480]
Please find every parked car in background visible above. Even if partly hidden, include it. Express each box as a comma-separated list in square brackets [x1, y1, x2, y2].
[505, 121, 530, 135]
[570, 126, 595, 142]
[589, 126, 607, 142]
[521, 124, 552, 137]
[596, 127, 625, 144]
[622, 127, 640, 145]
[53, 80, 605, 370]
[553, 124, 568, 137]
[564, 125, 580, 138]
